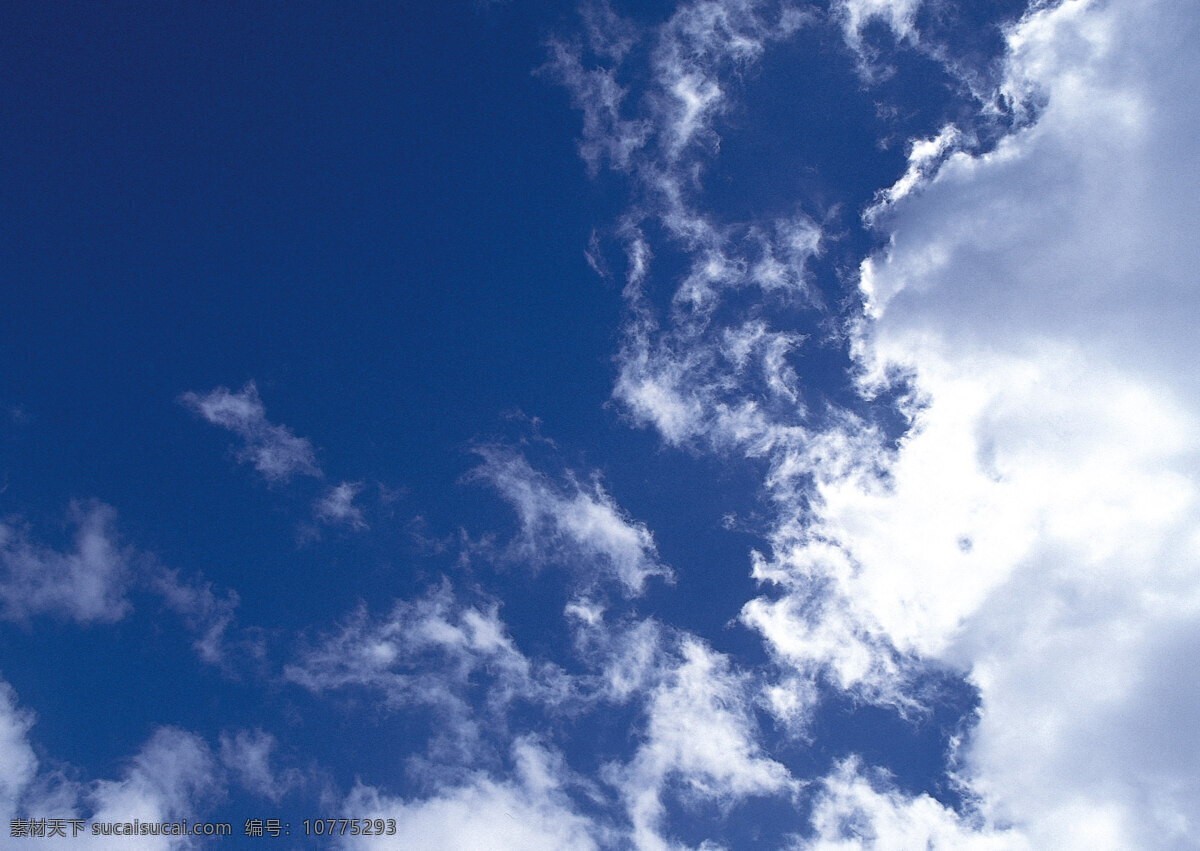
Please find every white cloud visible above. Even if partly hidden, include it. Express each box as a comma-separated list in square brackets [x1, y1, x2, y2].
[865, 124, 964, 219]
[798, 757, 1023, 850]
[181, 381, 321, 483]
[340, 737, 605, 851]
[472, 446, 672, 596]
[542, 39, 650, 174]
[284, 583, 572, 762]
[556, 0, 1200, 845]
[315, 481, 368, 530]
[0, 673, 221, 850]
[605, 635, 796, 850]
[151, 566, 250, 667]
[579, 614, 667, 705]
[0, 680, 38, 827]
[745, 0, 1200, 845]
[85, 728, 219, 849]
[0, 502, 132, 624]
[219, 729, 300, 803]
[329, 617, 795, 851]
[834, 0, 923, 70]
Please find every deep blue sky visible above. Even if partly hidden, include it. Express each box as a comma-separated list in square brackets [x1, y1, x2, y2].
[5, 0, 1190, 848]
[0, 0, 978, 829]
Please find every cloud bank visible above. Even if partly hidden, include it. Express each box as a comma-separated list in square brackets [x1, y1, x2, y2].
[555, 0, 1200, 846]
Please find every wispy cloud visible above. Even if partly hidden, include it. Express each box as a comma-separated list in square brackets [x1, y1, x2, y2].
[219, 729, 302, 803]
[0, 498, 263, 669]
[471, 445, 671, 597]
[150, 566, 259, 669]
[284, 583, 572, 764]
[341, 736, 606, 850]
[548, 1, 831, 466]
[800, 756, 1020, 849]
[834, 0, 924, 76]
[541, 39, 649, 175]
[609, 636, 797, 849]
[314, 481, 368, 530]
[0, 502, 132, 625]
[181, 381, 321, 483]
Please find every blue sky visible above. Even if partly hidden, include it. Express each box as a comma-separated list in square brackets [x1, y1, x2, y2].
[2, 0, 1199, 847]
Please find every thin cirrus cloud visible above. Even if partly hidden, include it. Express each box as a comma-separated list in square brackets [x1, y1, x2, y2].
[470, 444, 672, 597]
[340, 736, 607, 851]
[182, 383, 370, 534]
[0, 498, 252, 667]
[150, 565, 256, 668]
[313, 481, 368, 530]
[548, 0, 828, 465]
[283, 582, 575, 766]
[180, 381, 322, 483]
[0, 502, 132, 625]
[218, 729, 303, 804]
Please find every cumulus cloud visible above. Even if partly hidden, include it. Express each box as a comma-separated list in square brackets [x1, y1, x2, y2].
[85, 728, 219, 844]
[0, 674, 221, 850]
[608, 636, 797, 850]
[340, 736, 606, 851]
[181, 381, 321, 483]
[471, 445, 672, 596]
[0, 680, 38, 827]
[798, 757, 1021, 850]
[865, 124, 965, 218]
[0, 502, 132, 624]
[742, 0, 1200, 845]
